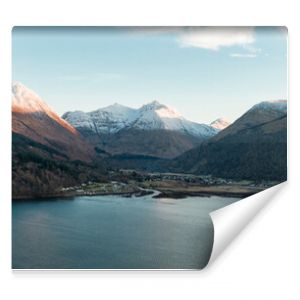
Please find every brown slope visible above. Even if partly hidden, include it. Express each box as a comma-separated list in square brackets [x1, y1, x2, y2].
[80, 128, 204, 159]
[12, 82, 94, 162]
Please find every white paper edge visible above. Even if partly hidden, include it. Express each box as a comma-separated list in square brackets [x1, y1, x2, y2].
[208, 182, 287, 266]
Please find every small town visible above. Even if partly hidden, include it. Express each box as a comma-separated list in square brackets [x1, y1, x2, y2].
[59, 170, 278, 199]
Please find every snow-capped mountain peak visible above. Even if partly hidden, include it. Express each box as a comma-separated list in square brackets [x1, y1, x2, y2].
[63, 100, 218, 138]
[210, 118, 231, 130]
[12, 82, 77, 134]
[139, 100, 182, 118]
[12, 81, 53, 114]
[250, 100, 287, 113]
[140, 100, 164, 111]
[101, 102, 132, 112]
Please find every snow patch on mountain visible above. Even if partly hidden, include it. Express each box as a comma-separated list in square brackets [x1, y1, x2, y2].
[62, 111, 94, 131]
[210, 118, 231, 130]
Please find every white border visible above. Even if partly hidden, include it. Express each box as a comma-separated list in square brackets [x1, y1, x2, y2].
[1, 0, 299, 299]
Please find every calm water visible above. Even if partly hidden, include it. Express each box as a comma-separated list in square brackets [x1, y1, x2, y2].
[12, 194, 239, 269]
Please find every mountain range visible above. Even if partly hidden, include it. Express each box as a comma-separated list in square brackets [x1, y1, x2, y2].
[62, 100, 226, 159]
[11, 82, 287, 198]
[62, 101, 224, 136]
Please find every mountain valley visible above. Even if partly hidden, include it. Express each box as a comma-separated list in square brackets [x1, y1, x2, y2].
[11, 82, 287, 199]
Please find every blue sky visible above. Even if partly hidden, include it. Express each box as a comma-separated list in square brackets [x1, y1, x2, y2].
[12, 27, 287, 123]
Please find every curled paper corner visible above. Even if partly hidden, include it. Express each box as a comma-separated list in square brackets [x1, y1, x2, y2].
[207, 181, 287, 266]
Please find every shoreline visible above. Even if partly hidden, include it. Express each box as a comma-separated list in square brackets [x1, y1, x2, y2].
[149, 183, 266, 199]
[12, 171, 281, 201]
[12, 184, 265, 201]
[152, 190, 258, 199]
[12, 188, 155, 201]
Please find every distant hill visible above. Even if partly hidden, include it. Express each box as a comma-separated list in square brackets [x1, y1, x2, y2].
[170, 100, 287, 181]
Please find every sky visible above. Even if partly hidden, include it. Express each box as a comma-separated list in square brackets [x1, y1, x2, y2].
[12, 26, 287, 123]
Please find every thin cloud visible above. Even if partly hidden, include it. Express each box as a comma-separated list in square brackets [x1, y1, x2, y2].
[243, 45, 262, 54]
[230, 53, 257, 58]
[178, 27, 255, 50]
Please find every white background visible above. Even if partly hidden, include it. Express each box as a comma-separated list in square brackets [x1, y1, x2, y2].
[0, 0, 299, 299]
